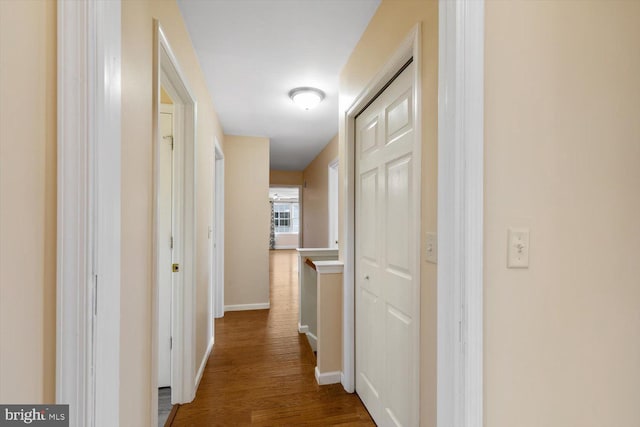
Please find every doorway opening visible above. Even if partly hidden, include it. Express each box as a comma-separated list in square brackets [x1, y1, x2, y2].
[152, 22, 198, 425]
[269, 186, 302, 250]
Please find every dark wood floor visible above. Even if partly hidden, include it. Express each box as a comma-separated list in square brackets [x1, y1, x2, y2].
[171, 250, 374, 426]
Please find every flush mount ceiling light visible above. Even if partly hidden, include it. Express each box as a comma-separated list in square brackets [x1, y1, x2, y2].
[289, 87, 325, 110]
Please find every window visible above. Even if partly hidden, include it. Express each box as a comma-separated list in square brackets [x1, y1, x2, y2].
[274, 202, 299, 233]
[275, 210, 290, 228]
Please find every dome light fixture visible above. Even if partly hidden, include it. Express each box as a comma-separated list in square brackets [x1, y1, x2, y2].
[289, 87, 325, 110]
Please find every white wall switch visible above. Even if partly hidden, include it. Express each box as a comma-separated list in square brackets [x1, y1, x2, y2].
[425, 232, 437, 264]
[507, 227, 530, 268]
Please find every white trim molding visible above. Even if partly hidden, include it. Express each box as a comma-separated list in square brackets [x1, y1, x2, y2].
[213, 140, 225, 318]
[194, 337, 214, 393]
[314, 260, 344, 275]
[437, 1, 484, 426]
[315, 368, 342, 386]
[274, 245, 299, 250]
[224, 303, 271, 312]
[327, 157, 339, 248]
[342, 25, 422, 398]
[57, 1, 121, 426]
[306, 332, 318, 352]
[296, 248, 339, 258]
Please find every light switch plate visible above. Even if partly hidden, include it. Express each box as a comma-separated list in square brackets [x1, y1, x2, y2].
[507, 227, 529, 268]
[425, 232, 437, 264]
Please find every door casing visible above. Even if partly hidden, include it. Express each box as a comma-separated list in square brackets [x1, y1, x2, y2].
[56, 1, 121, 426]
[437, 1, 485, 426]
[328, 158, 339, 249]
[213, 140, 225, 319]
[151, 22, 198, 425]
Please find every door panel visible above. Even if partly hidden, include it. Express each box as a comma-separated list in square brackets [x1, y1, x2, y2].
[359, 169, 379, 264]
[385, 155, 412, 276]
[385, 89, 412, 143]
[385, 304, 411, 427]
[360, 116, 379, 155]
[355, 62, 418, 427]
[358, 287, 382, 398]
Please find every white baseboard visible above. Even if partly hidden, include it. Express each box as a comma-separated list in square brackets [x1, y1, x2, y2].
[315, 367, 342, 385]
[194, 336, 214, 394]
[306, 332, 317, 352]
[224, 302, 270, 312]
[341, 372, 351, 392]
[274, 245, 298, 249]
[298, 323, 309, 334]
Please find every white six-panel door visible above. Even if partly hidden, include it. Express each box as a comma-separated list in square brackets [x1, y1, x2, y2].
[355, 62, 418, 427]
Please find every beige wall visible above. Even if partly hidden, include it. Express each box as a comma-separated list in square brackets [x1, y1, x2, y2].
[269, 169, 303, 186]
[316, 272, 343, 374]
[484, 1, 640, 426]
[274, 233, 299, 249]
[0, 0, 57, 403]
[339, 1, 438, 425]
[121, 0, 224, 424]
[302, 135, 338, 248]
[224, 135, 271, 307]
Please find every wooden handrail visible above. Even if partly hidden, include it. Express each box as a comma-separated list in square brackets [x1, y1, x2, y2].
[304, 257, 317, 271]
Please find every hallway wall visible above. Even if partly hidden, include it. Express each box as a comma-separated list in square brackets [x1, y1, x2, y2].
[302, 134, 338, 248]
[224, 135, 271, 308]
[269, 169, 303, 186]
[484, 2, 640, 426]
[339, 1, 439, 425]
[121, 0, 225, 424]
[0, 0, 57, 404]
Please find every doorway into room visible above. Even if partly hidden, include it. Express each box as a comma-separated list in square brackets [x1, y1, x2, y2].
[152, 22, 199, 426]
[269, 186, 302, 250]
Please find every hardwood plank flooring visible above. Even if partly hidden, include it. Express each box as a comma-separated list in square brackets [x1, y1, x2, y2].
[171, 250, 374, 426]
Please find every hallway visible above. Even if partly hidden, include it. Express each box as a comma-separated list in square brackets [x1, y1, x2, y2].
[171, 250, 374, 426]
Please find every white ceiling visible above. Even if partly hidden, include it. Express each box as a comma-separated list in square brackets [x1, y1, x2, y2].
[177, 0, 381, 171]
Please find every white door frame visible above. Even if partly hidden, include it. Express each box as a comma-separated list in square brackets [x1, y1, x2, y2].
[57, 1, 121, 426]
[342, 24, 422, 396]
[327, 158, 339, 248]
[151, 22, 198, 423]
[437, 1, 484, 426]
[213, 140, 225, 319]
